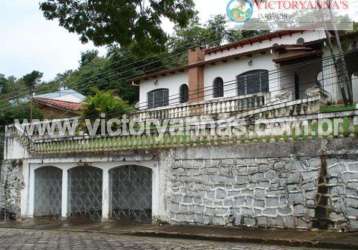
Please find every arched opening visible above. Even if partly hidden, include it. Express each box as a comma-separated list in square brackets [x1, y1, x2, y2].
[179, 84, 189, 103]
[34, 166, 62, 218]
[109, 165, 152, 224]
[68, 166, 103, 221]
[147, 88, 169, 109]
[237, 70, 269, 96]
[213, 77, 224, 98]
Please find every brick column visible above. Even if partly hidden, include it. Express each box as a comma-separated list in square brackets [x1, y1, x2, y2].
[188, 48, 205, 103]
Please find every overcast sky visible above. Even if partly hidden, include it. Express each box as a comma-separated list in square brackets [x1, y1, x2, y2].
[0, 0, 357, 81]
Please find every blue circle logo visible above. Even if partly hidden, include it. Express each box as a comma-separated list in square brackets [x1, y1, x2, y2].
[227, 0, 253, 23]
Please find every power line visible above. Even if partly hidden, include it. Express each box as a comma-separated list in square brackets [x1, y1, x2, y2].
[0, 55, 342, 120]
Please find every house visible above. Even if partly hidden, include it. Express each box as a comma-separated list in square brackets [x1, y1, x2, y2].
[33, 87, 85, 119]
[2, 30, 358, 231]
[132, 30, 358, 113]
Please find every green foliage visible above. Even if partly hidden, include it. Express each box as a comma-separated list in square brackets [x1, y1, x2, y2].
[80, 50, 99, 67]
[39, 0, 196, 55]
[1, 15, 272, 111]
[167, 14, 267, 65]
[81, 89, 134, 120]
[22, 71, 43, 91]
[64, 48, 140, 104]
[0, 103, 43, 126]
[0, 74, 18, 95]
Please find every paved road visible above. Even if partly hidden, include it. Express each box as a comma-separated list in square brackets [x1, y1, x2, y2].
[0, 228, 339, 250]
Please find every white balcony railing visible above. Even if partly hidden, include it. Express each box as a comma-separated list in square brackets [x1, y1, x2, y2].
[133, 93, 270, 120]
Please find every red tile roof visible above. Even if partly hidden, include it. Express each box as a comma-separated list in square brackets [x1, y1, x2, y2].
[33, 97, 82, 112]
[204, 30, 305, 55]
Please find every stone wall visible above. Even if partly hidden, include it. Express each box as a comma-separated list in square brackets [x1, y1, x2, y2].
[164, 138, 358, 231]
[0, 160, 23, 220]
[327, 158, 358, 230]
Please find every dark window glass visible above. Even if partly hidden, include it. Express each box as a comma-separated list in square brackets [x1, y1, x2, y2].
[247, 73, 260, 94]
[237, 75, 246, 96]
[179, 84, 189, 103]
[147, 88, 169, 109]
[213, 77, 224, 98]
[237, 70, 269, 96]
[260, 71, 269, 92]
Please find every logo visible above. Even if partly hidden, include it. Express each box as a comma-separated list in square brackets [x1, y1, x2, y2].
[226, 0, 254, 23]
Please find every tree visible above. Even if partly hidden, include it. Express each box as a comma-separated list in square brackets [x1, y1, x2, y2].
[22, 71, 43, 121]
[167, 15, 268, 65]
[39, 0, 196, 55]
[0, 101, 43, 161]
[22, 71, 43, 92]
[80, 50, 99, 67]
[81, 89, 134, 120]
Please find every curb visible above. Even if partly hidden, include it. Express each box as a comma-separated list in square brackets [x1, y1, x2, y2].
[127, 231, 358, 250]
[1, 226, 357, 249]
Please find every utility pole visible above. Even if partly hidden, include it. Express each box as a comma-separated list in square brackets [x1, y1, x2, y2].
[29, 85, 34, 123]
[321, 0, 353, 105]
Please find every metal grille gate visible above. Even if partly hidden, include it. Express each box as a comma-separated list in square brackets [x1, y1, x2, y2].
[68, 167, 102, 221]
[34, 167, 62, 218]
[110, 166, 152, 223]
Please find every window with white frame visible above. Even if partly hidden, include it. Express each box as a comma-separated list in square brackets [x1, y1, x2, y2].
[237, 70, 269, 96]
[147, 88, 169, 109]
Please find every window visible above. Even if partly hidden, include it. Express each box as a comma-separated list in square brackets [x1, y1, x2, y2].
[213, 77, 224, 98]
[179, 84, 189, 103]
[237, 70, 269, 96]
[147, 88, 169, 109]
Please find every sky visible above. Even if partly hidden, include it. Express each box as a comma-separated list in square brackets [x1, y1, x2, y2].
[0, 0, 357, 81]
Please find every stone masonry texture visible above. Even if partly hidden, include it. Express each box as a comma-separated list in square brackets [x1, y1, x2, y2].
[0, 160, 23, 220]
[164, 138, 358, 231]
[1, 138, 358, 231]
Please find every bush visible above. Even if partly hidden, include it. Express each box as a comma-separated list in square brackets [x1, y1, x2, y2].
[81, 89, 134, 120]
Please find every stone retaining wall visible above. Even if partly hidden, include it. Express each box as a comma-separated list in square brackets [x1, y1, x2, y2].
[0, 160, 23, 220]
[164, 139, 358, 231]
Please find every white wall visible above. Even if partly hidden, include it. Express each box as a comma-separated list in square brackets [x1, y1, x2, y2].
[353, 74, 358, 103]
[139, 73, 187, 110]
[138, 30, 327, 107]
[4, 136, 29, 160]
[205, 30, 326, 61]
[203, 53, 277, 100]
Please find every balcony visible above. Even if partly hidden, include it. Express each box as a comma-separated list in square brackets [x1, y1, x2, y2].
[133, 92, 270, 120]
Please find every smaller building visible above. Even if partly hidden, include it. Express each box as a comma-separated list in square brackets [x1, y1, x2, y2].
[33, 88, 85, 119]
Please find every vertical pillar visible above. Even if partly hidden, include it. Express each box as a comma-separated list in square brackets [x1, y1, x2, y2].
[28, 166, 35, 218]
[102, 168, 110, 221]
[151, 166, 159, 220]
[352, 74, 358, 103]
[20, 160, 30, 218]
[61, 168, 68, 219]
[188, 48, 205, 103]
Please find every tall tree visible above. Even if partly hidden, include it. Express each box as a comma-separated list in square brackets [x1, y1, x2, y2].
[22, 71, 43, 121]
[39, 0, 196, 55]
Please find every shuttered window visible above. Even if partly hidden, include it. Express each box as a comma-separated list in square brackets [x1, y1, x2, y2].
[213, 77, 224, 98]
[147, 88, 169, 109]
[179, 84, 189, 103]
[237, 70, 269, 96]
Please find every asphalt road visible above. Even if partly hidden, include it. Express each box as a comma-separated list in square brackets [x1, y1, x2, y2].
[0, 228, 341, 250]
